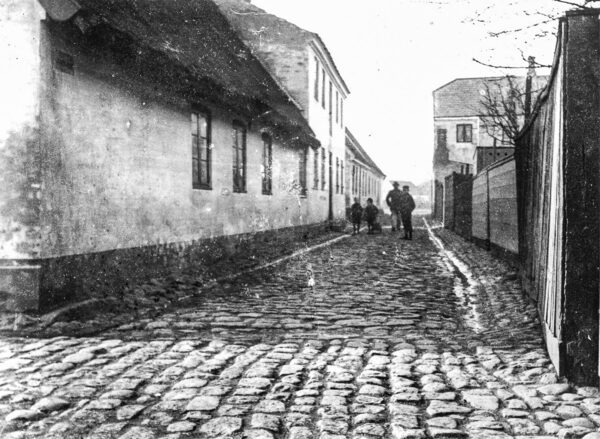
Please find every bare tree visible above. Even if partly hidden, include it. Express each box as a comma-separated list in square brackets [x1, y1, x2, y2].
[479, 75, 525, 145]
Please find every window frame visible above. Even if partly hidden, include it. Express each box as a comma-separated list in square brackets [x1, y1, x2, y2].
[321, 148, 326, 190]
[313, 148, 320, 190]
[335, 157, 340, 194]
[321, 69, 326, 108]
[335, 91, 339, 124]
[261, 133, 273, 195]
[314, 58, 320, 102]
[232, 120, 247, 193]
[456, 124, 473, 143]
[191, 107, 212, 190]
[299, 147, 308, 197]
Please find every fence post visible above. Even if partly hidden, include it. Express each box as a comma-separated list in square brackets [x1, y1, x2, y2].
[485, 169, 491, 250]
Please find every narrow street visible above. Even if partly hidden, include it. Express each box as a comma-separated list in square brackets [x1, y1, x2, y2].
[1, 222, 598, 439]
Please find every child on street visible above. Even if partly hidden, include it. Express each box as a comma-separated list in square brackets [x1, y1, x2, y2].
[350, 198, 363, 235]
[364, 198, 379, 234]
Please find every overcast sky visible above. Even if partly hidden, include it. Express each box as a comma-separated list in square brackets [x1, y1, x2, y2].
[252, 0, 574, 184]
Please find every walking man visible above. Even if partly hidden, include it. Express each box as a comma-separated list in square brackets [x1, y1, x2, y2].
[386, 182, 403, 232]
[399, 185, 416, 240]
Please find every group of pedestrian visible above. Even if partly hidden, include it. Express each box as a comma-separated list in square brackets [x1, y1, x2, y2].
[350, 182, 416, 239]
[350, 197, 379, 235]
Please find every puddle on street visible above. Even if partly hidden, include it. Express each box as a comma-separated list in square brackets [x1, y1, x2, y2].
[424, 219, 484, 333]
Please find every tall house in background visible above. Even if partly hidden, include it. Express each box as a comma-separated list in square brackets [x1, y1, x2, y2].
[345, 129, 386, 210]
[432, 76, 545, 220]
[214, 0, 350, 222]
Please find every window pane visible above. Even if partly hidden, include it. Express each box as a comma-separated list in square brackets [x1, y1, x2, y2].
[192, 157, 199, 185]
[192, 136, 199, 158]
[198, 137, 207, 160]
[200, 159, 208, 185]
[191, 113, 198, 135]
[199, 114, 208, 138]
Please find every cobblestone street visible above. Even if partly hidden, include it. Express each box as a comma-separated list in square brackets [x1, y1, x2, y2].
[2, 222, 599, 439]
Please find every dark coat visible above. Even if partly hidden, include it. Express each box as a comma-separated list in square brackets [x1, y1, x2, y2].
[350, 202, 363, 223]
[399, 192, 416, 214]
[386, 188, 403, 211]
[364, 204, 379, 221]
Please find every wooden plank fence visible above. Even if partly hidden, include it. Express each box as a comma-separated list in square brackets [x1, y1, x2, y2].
[471, 157, 518, 258]
[515, 10, 600, 385]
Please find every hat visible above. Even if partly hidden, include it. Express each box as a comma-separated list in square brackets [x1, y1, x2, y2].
[402, 185, 410, 190]
[392, 181, 399, 187]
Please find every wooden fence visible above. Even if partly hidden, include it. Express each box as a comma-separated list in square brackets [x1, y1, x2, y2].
[471, 157, 518, 258]
[443, 173, 472, 240]
[515, 10, 600, 385]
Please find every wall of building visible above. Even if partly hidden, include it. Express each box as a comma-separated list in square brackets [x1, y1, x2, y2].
[39, 22, 323, 259]
[306, 49, 346, 221]
[0, 0, 45, 261]
[0, 17, 341, 311]
[0, 1, 46, 311]
[434, 117, 479, 168]
[345, 157, 383, 212]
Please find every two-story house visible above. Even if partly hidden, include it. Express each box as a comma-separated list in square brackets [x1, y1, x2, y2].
[214, 0, 350, 224]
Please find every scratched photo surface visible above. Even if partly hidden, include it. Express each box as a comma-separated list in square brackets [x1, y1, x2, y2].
[1, 0, 600, 438]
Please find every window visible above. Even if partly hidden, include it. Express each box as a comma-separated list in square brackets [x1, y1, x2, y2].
[340, 160, 344, 194]
[340, 99, 344, 126]
[321, 148, 326, 190]
[335, 157, 340, 194]
[335, 92, 339, 124]
[329, 81, 333, 136]
[192, 110, 211, 189]
[321, 69, 326, 108]
[313, 148, 319, 189]
[456, 124, 472, 143]
[261, 133, 272, 195]
[314, 59, 320, 101]
[232, 121, 247, 193]
[437, 128, 447, 148]
[299, 147, 307, 196]
[352, 166, 356, 193]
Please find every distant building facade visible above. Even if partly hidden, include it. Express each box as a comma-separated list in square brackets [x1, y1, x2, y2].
[432, 76, 545, 220]
[0, 0, 343, 311]
[345, 130, 386, 210]
[214, 0, 350, 223]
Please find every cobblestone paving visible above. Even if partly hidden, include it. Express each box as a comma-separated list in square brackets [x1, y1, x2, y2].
[2, 223, 600, 438]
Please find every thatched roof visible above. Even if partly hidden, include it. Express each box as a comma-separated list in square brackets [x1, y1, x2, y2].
[43, 0, 319, 148]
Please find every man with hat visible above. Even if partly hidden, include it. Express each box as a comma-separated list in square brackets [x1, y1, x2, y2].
[399, 185, 416, 240]
[385, 182, 403, 232]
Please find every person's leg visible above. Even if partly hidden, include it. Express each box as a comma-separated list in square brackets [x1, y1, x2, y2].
[401, 214, 409, 239]
[391, 210, 398, 231]
[407, 215, 413, 239]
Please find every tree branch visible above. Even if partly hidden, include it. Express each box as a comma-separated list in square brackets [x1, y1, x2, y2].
[488, 18, 555, 38]
[553, 0, 593, 8]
